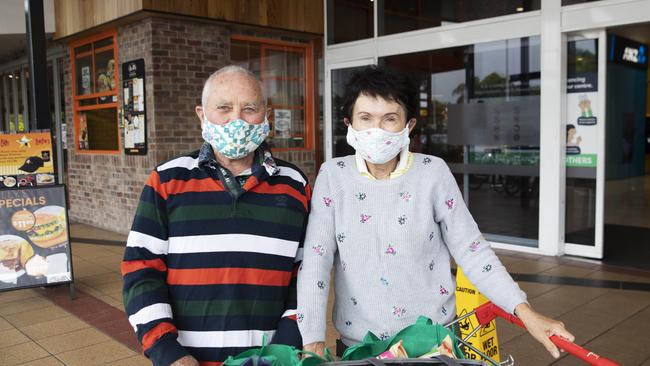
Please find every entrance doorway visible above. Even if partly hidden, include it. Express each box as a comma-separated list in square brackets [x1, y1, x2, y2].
[603, 23, 650, 270]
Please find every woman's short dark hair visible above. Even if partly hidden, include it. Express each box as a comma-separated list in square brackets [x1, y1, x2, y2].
[342, 66, 419, 122]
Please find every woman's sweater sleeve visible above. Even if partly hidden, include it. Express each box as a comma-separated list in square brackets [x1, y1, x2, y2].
[433, 162, 528, 314]
[297, 165, 338, 345]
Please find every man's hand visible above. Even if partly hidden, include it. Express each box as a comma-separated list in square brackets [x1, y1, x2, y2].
[303, 342, 326, 358]
[515, 303, 575, 359]
[171, 355, 200, 366]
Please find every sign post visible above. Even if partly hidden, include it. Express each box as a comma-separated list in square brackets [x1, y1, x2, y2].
[0, 185, 74, 293]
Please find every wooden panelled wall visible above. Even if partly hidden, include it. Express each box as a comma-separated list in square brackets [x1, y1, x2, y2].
[55, 0, 144, 38]
[54, 0, 324, 39]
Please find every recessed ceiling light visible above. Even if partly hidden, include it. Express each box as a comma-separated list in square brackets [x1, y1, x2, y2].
[516, 7, 524, 12]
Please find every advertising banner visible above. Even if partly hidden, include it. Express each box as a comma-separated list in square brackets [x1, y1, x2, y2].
[122, 59, 147, 155]
[0, 186, 73, 291]
[566, 39, 599, 168]
[0, 132, 56, 188]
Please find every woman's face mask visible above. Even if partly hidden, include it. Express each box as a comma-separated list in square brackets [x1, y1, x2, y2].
[346, 125, 410, 164]
[346, 94, 412, 164]
[201, 116, 270, 159]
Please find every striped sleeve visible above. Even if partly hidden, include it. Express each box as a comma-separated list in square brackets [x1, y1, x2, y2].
[122, 170, 189, 366]
[271, 166, 311, 348]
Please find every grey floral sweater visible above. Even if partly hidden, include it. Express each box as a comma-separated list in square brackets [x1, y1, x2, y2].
[296, 154, 527, 346]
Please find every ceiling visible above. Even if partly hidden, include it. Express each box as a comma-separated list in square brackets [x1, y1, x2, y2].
[610, 22, 650, 45]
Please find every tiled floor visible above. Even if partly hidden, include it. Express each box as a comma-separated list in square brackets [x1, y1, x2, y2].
[1, 223, 649, 365]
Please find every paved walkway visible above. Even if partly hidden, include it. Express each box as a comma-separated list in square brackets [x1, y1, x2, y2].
[1, 223, 649, 365]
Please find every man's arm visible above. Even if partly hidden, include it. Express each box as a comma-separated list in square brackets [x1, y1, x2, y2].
[122, 170, 190, 365]
[271, 182, 312, 348]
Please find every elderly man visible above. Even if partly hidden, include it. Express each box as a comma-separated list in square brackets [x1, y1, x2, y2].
[122, 65, 309, 366]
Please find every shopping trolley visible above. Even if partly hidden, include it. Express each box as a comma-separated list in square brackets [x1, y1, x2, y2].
[444, 301, 620, 366]
[327, 301, 620, 366]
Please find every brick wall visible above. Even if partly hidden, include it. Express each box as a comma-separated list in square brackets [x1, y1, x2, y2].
[64, 19, 157, 234]
[64, 16, 321, 234]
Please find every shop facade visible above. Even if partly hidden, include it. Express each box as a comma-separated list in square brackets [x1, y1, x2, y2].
[2, 1, 648, 265]
[50, 1, 324, 234]
[323, 0, 650, 261]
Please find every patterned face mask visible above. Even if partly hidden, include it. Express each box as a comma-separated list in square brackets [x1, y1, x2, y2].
[201, 116, 270, 159]
[346, 125, 410, 164]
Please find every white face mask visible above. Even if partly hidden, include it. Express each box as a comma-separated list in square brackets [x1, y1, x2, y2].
[346, 125, 410, 164]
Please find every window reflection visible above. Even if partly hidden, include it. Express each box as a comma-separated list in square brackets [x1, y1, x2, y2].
[378, 0, 541, 36]
[327, 0, 374, 45]
[381, 36, 541, 245]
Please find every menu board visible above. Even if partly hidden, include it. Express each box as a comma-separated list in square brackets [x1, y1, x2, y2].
[0, 132, 56, 189]
[0, 185, 73, 291]
[122, 59, 147, 155]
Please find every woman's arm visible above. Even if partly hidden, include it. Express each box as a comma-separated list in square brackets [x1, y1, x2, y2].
[297, 164, 338, 355]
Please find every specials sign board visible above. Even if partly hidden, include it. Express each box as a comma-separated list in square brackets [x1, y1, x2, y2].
[0, 185, 73, 291]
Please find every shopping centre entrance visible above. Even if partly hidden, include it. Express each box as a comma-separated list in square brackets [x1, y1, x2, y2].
[603, 23, 650, 270]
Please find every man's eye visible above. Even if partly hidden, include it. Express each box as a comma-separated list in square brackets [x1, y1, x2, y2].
[217, 106, 231, 111]
[244, 107, 257, 113]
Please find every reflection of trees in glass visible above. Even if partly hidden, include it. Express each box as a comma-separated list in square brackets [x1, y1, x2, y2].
[452, 83, 465, 104]
[574, 49, 597, 73]
[568, 40, 598, 74]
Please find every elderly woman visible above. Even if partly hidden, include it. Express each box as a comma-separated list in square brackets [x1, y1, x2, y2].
[296, 66, 573, 360]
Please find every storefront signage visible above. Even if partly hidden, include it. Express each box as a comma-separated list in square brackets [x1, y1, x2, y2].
[566, 39, 599, 168]
[609, 35, 648, 69]
[0, 185, 73, 291]
[0, 132, 56, 189]
[122, 59, 147, 155]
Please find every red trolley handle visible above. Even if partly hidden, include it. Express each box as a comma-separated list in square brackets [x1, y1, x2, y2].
[474, 302, 620, 366]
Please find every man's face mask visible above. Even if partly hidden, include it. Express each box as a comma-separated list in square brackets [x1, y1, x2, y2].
[201, 115, 270, 160]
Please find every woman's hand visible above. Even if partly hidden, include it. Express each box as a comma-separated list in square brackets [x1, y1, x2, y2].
[303, 342, 326, 358]
[515, 303, 575, 359]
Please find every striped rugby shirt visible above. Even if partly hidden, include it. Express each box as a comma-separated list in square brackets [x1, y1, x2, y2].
[122, 143, 310, 366]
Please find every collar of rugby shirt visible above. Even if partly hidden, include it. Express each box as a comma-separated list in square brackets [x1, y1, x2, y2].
[199, 142, 280, 196]
[354, 147, 413, 180]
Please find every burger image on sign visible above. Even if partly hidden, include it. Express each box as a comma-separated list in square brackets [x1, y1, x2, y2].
[26, 206, 68, 248]
[0, 235, 34, 271]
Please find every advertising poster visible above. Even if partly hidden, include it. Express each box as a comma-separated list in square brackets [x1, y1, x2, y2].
[274, 109, 292, 138]
[566, 39, 599, 168]
[122, 59, 147, 155]
[0, 132, 56, 189]
[0, 186, 73, 291]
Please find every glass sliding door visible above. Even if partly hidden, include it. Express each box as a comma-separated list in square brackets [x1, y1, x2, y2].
[563, 31, 607, 258]
[380, 36, 542, 247]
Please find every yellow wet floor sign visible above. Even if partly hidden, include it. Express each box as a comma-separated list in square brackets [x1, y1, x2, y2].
[455, 267, 500, 362]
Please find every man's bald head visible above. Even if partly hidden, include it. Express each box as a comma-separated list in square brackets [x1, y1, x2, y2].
[201, 65, 266, 108]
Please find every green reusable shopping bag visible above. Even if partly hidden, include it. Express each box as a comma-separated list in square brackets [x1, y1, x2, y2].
[223, 337, 333, 366]
[341, 316, 464, 361]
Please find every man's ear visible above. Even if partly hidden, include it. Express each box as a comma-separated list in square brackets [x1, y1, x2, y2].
[407, 118, 417, 133]
[195, 106, 204, 121]
[266, 106, 272, 119]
